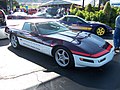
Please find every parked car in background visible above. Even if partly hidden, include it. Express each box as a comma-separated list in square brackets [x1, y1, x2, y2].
[7, 11, 59, 20]
[46, 7, 59, 16]
[28, 9, 37, 15]
[0, 9, 7, 39]
[32, 11, 60, 19]
[32, 12, 53, 18]
[58, 15, 113, 36]
[7, 12, 31, 19]
[5, 19, 114, 68]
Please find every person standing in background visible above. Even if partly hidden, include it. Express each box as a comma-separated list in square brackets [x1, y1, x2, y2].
[113, 14, 120, 52]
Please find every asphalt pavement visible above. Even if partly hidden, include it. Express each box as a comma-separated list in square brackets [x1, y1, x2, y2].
[0, 34, 120, 90]
[0, 29, 120, 90]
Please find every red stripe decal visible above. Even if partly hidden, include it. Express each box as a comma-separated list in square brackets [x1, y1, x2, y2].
[106, 44, 112, 51]
[71, 51, 91, 57]
[90, 50, 108, 58]
[71, 44, 112, 58]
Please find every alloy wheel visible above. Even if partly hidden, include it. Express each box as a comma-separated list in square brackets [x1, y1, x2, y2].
[11, 35, 18, 48]
[55, 48, 70, 67]
[96, 27, 105, 36]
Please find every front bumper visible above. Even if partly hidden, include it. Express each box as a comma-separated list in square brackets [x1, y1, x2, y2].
[73, 47, 115, 67]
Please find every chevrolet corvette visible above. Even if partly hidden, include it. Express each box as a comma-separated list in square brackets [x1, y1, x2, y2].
[5, 19, 114, 68]
[58, 15, 113, 36]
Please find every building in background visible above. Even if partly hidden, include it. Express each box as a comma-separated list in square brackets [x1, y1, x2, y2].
[16, 0, 49, 5]
[110, 0, 120, 7]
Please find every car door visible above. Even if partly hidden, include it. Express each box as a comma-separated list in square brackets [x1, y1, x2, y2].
[64, 17, 92, 31]
[18, 22, 43, 52]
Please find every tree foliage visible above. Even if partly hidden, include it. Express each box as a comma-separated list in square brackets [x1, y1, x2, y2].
[103, 1, 111, 23]
[85, 4, 94, 12]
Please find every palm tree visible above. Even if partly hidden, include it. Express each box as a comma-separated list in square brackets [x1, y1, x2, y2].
[98, 0, 110, 10]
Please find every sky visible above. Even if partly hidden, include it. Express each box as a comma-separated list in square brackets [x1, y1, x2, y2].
[64, 0, 99, 6]
[110, 0, 120, 3]
[16, 0, 100, 6]
[110, 0, 120, 6]
[16, 0, 49, 3]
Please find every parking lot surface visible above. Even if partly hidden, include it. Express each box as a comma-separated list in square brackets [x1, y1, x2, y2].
[0, 34, 120, 90]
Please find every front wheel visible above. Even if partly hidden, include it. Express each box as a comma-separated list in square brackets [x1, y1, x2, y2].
[95, 26, 106, 36]
[53, 47, 74, 68]
[10, 34, 20, 49]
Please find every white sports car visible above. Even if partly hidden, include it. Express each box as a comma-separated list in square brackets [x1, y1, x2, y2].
[5, 19, 115, 68]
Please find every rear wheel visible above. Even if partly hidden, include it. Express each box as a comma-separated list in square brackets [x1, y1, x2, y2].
[10, 34, 20, 49]
[53, 47, 74, 68]
[95, 26, 106, 36]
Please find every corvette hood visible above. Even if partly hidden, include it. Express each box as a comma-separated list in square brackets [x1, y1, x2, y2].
[48, 30, 105, 47]
[48, 30, 79, 42]
[48, 31, 107, 55]
[88, 21, 112, 30]
[88, 21, 106, 26]
[76, 32, 106, 54]
[88, 21, 102, 24]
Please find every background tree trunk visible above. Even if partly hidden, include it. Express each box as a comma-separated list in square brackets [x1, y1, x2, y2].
[82, 0, 84, 9]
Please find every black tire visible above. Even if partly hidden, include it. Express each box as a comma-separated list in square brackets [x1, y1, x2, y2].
[95, 26, 106, 36]
[53, 46, 74, 68]
[10, 34, 20, 49]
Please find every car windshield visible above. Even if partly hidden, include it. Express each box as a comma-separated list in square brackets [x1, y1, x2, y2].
[36, 21, 69, 35]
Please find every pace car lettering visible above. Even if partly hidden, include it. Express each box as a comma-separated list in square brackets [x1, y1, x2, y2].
[78, 26, 92, 30]
[69, 26, 92, 31]
[18, 37, 52, 56]
[19, 37, 41, 50]
[17, 35, 53, 47]
[23, 43, 40, 50]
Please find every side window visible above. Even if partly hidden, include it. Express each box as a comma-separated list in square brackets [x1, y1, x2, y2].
[31, 24, 38, 33]
[22, 22, 31, 32]
[68, 17, 83, 24]
[67, 17, 76, 24]
[62, 17, 67, 22]
[76, 18, 83, 24]
[67, 17, 75, 23]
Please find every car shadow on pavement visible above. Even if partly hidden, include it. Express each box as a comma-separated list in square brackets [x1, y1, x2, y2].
[0, 39, 10, 46]
[8, 46, 120, 90]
